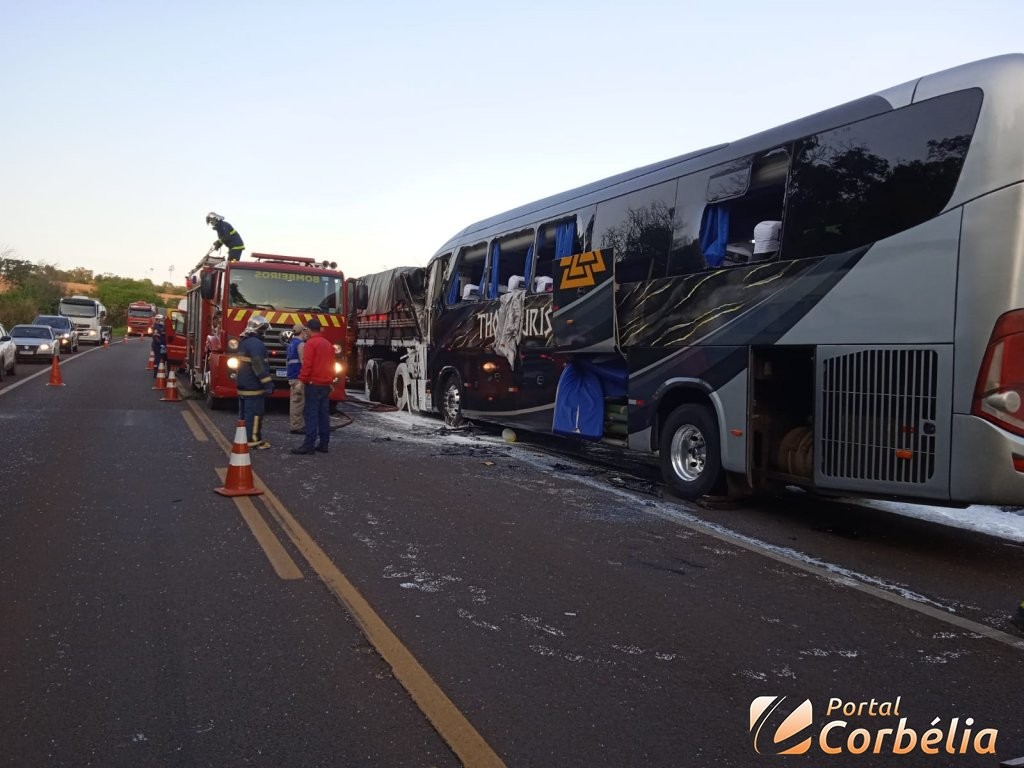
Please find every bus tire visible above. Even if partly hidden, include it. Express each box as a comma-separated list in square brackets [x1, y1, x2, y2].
[441, 372, 464, 428]
[378, 361, 397, 406]
[659, 404, 723, 500]
[393, 363, 411, 411]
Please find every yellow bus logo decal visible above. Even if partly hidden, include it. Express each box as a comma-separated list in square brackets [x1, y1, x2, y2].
[559, 250, 607, 290]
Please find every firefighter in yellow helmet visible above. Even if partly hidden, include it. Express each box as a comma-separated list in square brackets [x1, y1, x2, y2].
[235, 314, 274, 449]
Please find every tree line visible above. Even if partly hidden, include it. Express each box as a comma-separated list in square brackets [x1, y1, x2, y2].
[0, 248, 186, 328]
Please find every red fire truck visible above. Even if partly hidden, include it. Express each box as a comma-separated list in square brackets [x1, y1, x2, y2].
[126, 301, 157, 337]
[184, 252, 348, 410]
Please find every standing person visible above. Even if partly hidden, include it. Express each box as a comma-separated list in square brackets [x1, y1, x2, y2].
[291, 318, 334, 455]
[286, 322, 309, 434]
[151, 315, 166, 379]
[206, 212, 245, 261]
[236, 314, 274, 449]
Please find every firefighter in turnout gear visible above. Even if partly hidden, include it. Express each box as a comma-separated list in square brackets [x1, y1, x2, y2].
[206, 212, 245, 262]
[236, 314, 274, 449]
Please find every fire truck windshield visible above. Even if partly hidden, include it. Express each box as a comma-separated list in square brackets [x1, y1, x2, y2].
[227, 266, 342, 312]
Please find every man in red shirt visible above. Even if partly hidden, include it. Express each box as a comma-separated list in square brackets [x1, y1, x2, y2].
[290, 318, 335, 455]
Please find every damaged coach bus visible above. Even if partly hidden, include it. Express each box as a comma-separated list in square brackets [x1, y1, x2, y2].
[352, 54, 1024, 508]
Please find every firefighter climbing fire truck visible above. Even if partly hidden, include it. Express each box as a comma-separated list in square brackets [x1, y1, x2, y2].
[185, 252, 348, 410]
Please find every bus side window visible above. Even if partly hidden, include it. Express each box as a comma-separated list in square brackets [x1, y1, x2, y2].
[482, 229, 534, 298]
[447, 242, 487, 305]
[535, 215, 583, 292]
[677, 148, 790, 272]
[596, 181, 677, 283]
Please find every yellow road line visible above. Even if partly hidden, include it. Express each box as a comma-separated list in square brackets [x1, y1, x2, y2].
[214, 468, 303, 581]
[187, 399, 506, 767]
[182, 411, 208, 441]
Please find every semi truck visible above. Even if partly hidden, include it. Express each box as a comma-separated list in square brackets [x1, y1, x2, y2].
[58, 295, 112, 346]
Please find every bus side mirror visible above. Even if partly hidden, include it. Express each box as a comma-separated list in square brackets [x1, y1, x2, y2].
[200, 273, 215, 300]
[355, 282, 368, 311]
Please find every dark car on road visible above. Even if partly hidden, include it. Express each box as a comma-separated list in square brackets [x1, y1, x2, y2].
[10, 324, 60, 363]
[32, 315, 79, 353]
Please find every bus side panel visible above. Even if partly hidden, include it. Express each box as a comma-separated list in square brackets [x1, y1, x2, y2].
[814, 344, 953, 500]
[776, 211, 960, 348]
[954, 184, 1024, 411]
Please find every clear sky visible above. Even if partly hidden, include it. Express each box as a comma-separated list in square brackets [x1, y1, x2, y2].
[2, 0, 1022, 285]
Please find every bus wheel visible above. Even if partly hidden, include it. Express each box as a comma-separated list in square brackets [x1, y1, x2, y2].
[659, 404, 723, 500]
[393, 363, 411, 411]
[441, 373, 464, 428]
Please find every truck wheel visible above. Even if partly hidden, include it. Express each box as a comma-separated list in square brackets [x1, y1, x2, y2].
[378, 361, 397, 406]
[393, 363, 411, 411]
[441, 373, 464, 428]
[364, 359, 379, 401]
[659, 403, 723, 500]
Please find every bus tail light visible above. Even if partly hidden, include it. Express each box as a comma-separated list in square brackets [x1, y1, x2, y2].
[972, 309, 1024, 436]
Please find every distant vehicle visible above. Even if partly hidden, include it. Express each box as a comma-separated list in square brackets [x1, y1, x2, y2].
[10, 324, 60, 363]
[32, 315, 79, 353]
[58, 295, 111, 346]
[165, 298, 187, 369]
[0, 322, 16, 380]
[126, 301, 157, 337]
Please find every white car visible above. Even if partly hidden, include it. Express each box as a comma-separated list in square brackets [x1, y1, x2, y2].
[0, 322, 16, 380]
[9, 324, 60, 364]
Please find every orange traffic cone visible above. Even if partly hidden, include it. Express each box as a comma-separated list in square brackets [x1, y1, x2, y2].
[46, 355, 65, 387]
[146, 351, 154, 370]
[152, 361, 167, 390]
[103, 336, 110, 349]
[160, 369, 182, 402]
[215, 420, 264, 497]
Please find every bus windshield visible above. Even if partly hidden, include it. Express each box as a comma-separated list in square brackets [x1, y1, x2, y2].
[128, 307, 154, 318]
[59, 300, 99, 318]
[227, 266, 342, 312]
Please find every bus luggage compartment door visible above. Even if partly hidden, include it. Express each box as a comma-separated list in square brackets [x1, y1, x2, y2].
[813, 344, 952, 500]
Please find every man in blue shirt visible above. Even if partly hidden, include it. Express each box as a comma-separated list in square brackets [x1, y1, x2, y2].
[286, 322, 309, 434]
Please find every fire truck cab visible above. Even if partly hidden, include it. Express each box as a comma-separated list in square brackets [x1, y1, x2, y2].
[185, 252, 348, 410]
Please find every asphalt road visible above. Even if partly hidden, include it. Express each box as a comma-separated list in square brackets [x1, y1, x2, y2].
[1, 339, 1022, 768]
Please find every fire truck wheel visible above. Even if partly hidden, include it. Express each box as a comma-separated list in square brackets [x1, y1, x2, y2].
[393, 363, 411, 411]
[441, 373, 464, 428]
[659, 403, 724, 500]
[378, 361, 397, 406]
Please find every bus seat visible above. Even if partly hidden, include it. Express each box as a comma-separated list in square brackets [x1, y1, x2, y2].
[534, 276, 553, 293]
[753, 220, 782, 259]
[508, 275, 525, 291]
[462, 284, 480, 301]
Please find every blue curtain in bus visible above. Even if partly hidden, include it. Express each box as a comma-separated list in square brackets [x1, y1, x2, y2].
[488, 242, 501, 299]
[555, 221, 575, 259]
[524, 244, 534, 284]
[447, 276, 459, 305]
[699, 205, 729, 267]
